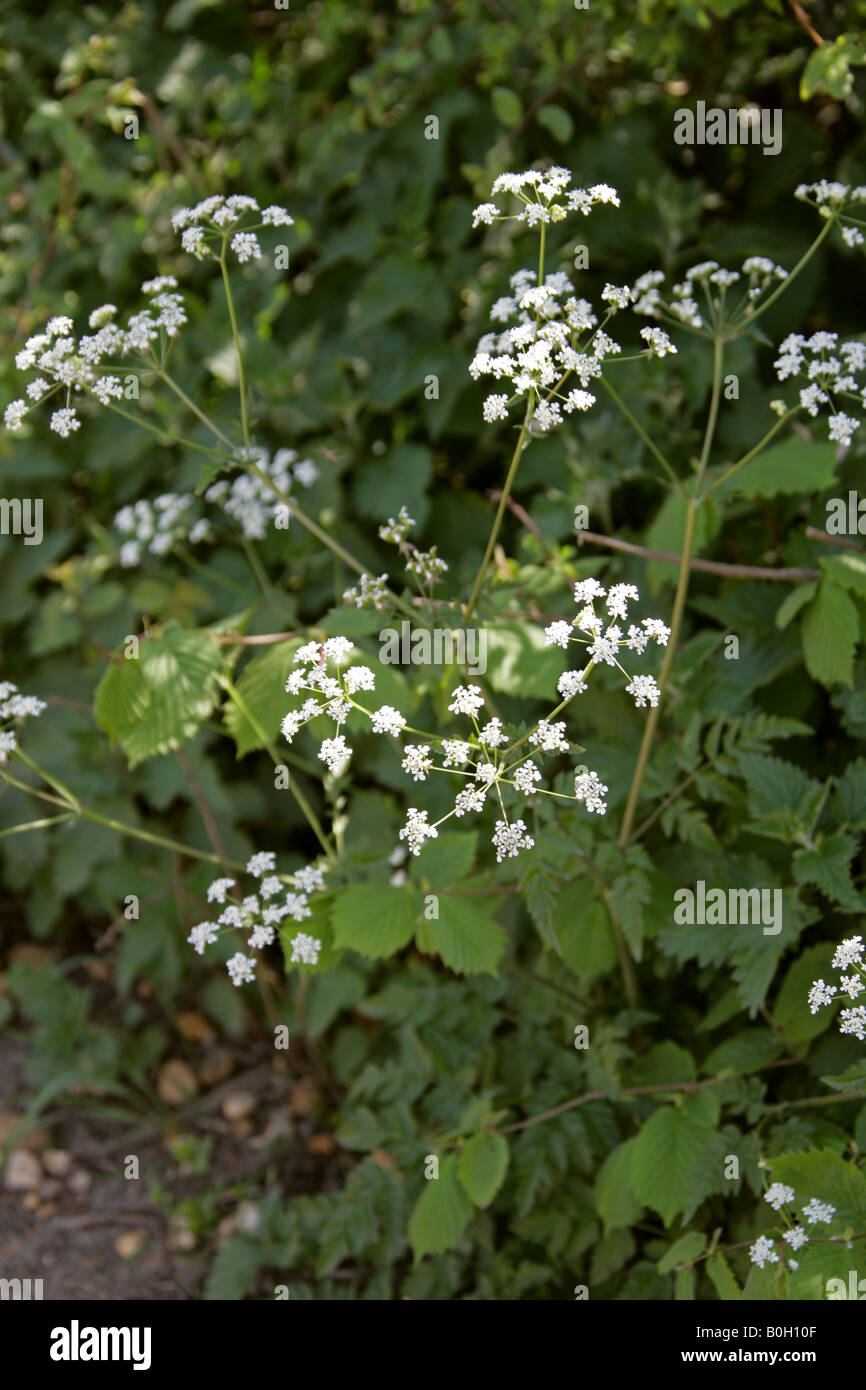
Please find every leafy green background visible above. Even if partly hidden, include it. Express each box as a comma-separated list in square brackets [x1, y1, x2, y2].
[2, 0, 866, 1300]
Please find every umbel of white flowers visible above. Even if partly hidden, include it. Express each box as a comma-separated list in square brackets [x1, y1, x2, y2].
[186, 853, 326, 987]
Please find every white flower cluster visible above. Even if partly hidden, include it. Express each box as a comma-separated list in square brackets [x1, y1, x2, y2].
[471, 167, 620, 229]
[170, 194, 294, 263]
[631, 256, 787, 331]
[205, 445, 318, 540]
[112, 447, 318, 564]
[543, 578, 669, 710]
[279, 631, 608, 867]
[749, 1184, 837, 1272]
[808, 936, 866, 1041]
[0, 680, 47, 763]
[3, 280, 187, 438]
[186, 852, 326, 986]
[795, 181, 866, 247]
[471, 266, 617, 433]
[773, 333, 865, 449]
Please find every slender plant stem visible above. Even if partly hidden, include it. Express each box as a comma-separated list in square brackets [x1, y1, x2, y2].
[618, 496, 698, 847]
[736, 215, 834, 329]
[465, 401, 532, 618]
[219, 246, 250, 450]
[218, 675, 336, 862]
[600, 375, 685, 494]
[707, 408, 797, 496]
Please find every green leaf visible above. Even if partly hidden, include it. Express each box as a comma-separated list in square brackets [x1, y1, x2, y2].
[483, 621, 565, 698]
[658, 1230, 707, 1274]
[222, 638, 303, 756]
[536, 103, 573, 143]
[824, 552, 866, 600]
[773, 945, 838, 1044]
[458, 1132, 509, 1208]
[410, 831, 477, 888]
[801, 35, 865, 100]
[722, 440, 837, 499]
[629, 1105, 717, 1227]
[706, 1251, 742, 1301]
[770, 1149, 866, 1227]
[594, 1139, 644, 1234]
[408, 1154, 474, 1260]
[833, 758, 866, 827]
[558, 888, 618, 984]
[701, 1028, 783, 1077]
[802, 578, 859, 689]
[331, 883, 421, 959]
[820, 1058, 866, 1092]
[793, 831, 863, 910]
[415, 895, 505, 976]
[94, 624, 225, 767]
[775, 581, 817, 630]
[491, 85, 522, 127]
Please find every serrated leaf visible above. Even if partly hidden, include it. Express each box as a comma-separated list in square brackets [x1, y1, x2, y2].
[629, 1106, 717, 1227]
[773, 945, 838, 1044]
[802, 578, 859, 689]
[409, 831, 477, 888]
[722, 440, 836, 498]
[821, 1058, 866, 1092]
[770, 1148, 866, 1227]
[833, 758, 866, 827]
[408, 1154, 474, 1260]
[458, 1132, 509, 1208]
[331, 883, 421, 959]
[706, 1251, 741, 1300]
[701, 1028, 783, 1077]
[94, 624, 224, 768]
[415, 895, 505, 976]
[793, 831, 863, 911]
[775, 581, 817, 630]
[594, 1138, 644, 1234]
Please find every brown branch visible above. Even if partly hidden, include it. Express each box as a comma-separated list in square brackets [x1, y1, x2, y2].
[805, 526, 863, 553]
[788, 0, 825, 46]
[489, 489, 544, 540]
[577, 529, 820, 582]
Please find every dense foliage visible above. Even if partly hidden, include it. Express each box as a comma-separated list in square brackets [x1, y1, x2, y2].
[2, 0, 866, 1301]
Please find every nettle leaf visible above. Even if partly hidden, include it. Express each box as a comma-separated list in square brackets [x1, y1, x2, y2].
[408, 1154, 474, 1260]
[558, 886, 618, 984]
[629, 1105, 718, 1227]
[458, 1132, 509, 1208]
[833, 757, 866, 828]
[721, 440, 837, 499]
[793, 831, 864, 912]
[820, 1058, 866, 1092]
[823, 552, 866, 600]
[94, 624, 225, 767]
[736, 751, 823, 841]
[415, 895, 506, 976]
[802, 578, 859, 689]
[787, 1239, 866, 1301]
[222, 637, 303, 756]
[331, 883, 421, 959]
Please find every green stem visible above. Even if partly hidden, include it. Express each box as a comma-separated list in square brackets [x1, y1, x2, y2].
[735, 216, 835, 330]
[706, 408, 797, 497]
[219, 246, 250, 451]
[0, 813, 76, 837]
[695, 336, 724, 490]
[618, 497, 698, 847]
[158, 370, 237, 452]
[466, 400, 532, 618]
[600, 376, 684, 494]
[218, 675, 336, 862]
